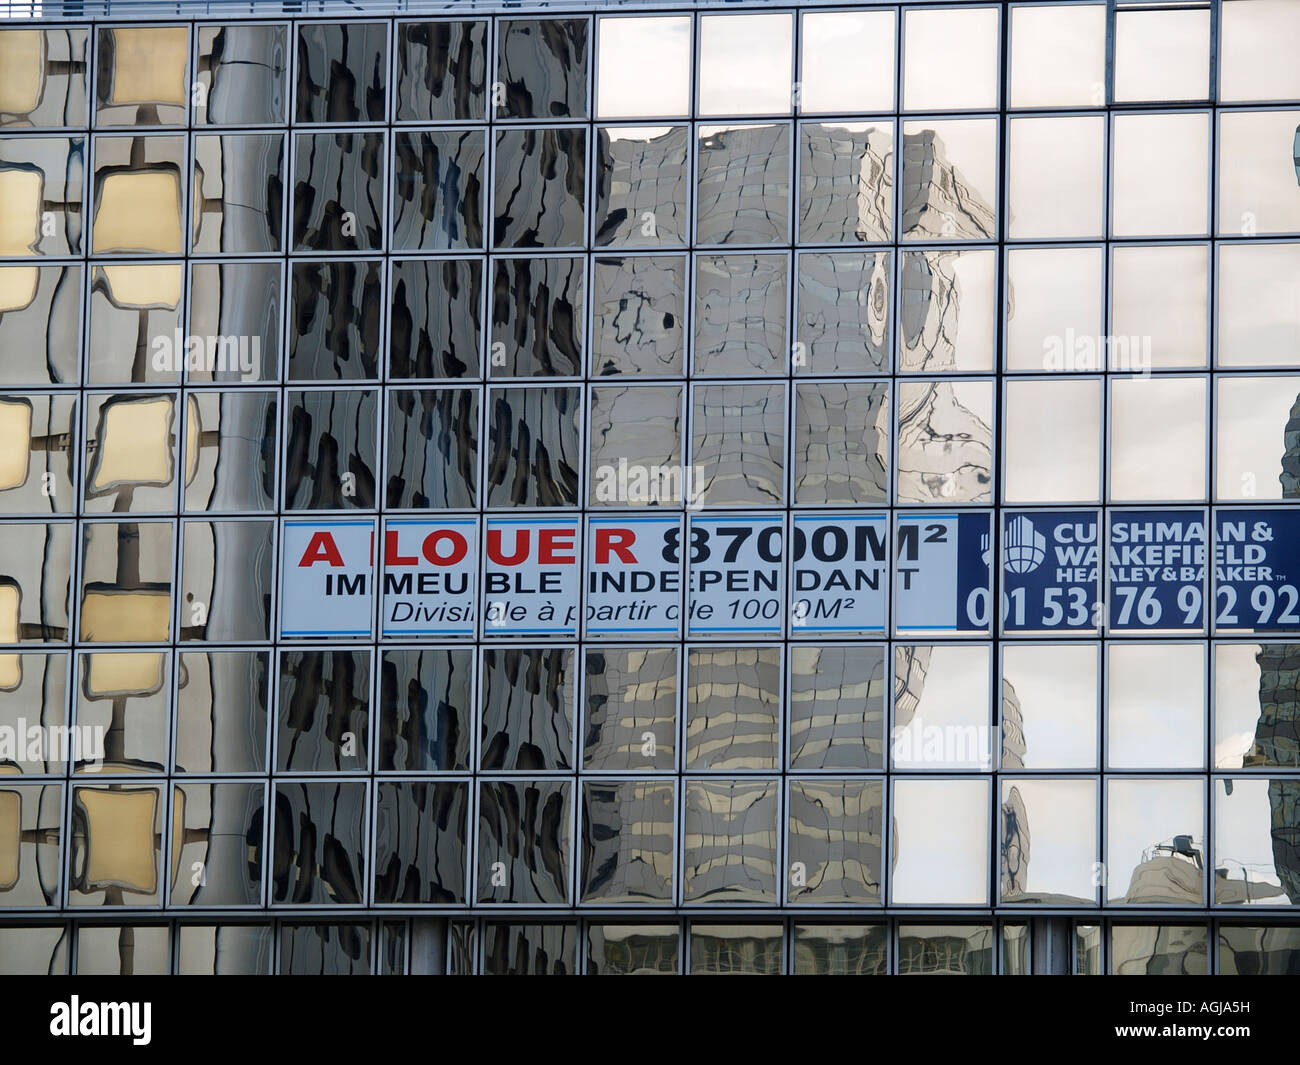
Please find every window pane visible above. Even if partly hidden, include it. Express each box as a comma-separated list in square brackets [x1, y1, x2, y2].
[1007, 116, 1104, 239]
[1105, 779, 1205, 906]
[999, 778, 1097, 905]
[698, 13, 792, 118]
[1220, 0, 1300, 102]
[1114, 9, 1210, 103]
[799, 11, 894, 113]
[1112, 114, 1209, 238]
[799, 122, 892, 244]
[496, 18, 588, 120]
[594, 126, 688, 247]
[903, 8, 999, 112]
[1110, 244, 1208, 370]
[1005, 247, 1104, 372]
[891, 779, 990, 905]
[1008, 4, 1106, 109]
[395, 20, 487, 121]
[1218, 110, 1300, 237]
[1107, 643, 1206, 770]
[1003, 378, 1101, 503]
[1108, 377, 1206, 501]
[596, 16, 690, 119]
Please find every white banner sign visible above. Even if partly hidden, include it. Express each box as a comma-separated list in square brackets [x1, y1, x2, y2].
[482, 517, 581, 636]
[280, 519, 375, 638]
[381, 519, 478, 637]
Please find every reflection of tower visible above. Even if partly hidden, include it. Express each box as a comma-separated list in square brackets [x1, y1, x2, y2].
[893, 650, 1029, 891]
[999, 680, 1029, 898]
[896, 129, 996, 501]
[1253, 393, 1300, 902]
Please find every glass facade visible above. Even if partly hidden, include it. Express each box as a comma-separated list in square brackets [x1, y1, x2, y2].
[1, 0, 1299, 975]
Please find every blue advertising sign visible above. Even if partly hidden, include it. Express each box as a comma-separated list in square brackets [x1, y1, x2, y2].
[894, 512, 991, 633]
[1215, 509, 1300, 632]
[1001, 511, 1099, 632]
[1108, 510, 1206, 632]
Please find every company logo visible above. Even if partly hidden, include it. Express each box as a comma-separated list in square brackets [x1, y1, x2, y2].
[50, 997, 151, 1045]
[1003, 515, 1047, 574]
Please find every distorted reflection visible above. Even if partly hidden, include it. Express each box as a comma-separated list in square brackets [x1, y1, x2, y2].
[1106, 778, 1205, 905]
[395, 20, 487, 121]
[580, 780, 674, 902]
[682, 779, 778, 903]
[196, 24, 286, 126]
[389, 258, 482, 379]
[480, 646, 575, 770]
[590, 255, 685, 376]
[583, 647, 677, 770]
[896, 380, 994, 503]
[0, 28, 87, 127]
[594, 125, 688, 246]
[690, 383, 785, 506]
[476, 780, 572, 904]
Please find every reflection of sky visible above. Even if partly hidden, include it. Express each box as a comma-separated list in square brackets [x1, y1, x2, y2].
[1113, 9, 1209, 101]
[1107, 778, 1204, 902]
[1004, 778, 1096, 900]
[698, 14, 792, 117]
[1003, 644, 1097, 768]
[1220, 110, 1300, 233]
[894, 644, 989, 769]
[1111, 244, 1207, 367]
[902, 8, 999, 110]
[1108, 644, 1204, 769]
[799, 11, 894, 113]
[1215, 779, 1284, 893]
[892, 779, 988, 904]
[950, 380, 993, 428]
[1110, 377, 1206, 500]
[1214, 644, 1263, 769]
[1009, 5, 1106, 107]
[596, 16, 690, 118]
[1217, 376, 1298, 499]
[1005, 378, 1100, 501]
[1005, 247, 1104, 369]
[1219, 245, 1300, 366]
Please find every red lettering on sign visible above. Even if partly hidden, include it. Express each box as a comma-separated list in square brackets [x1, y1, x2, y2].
[423, 529, 468, 566]
[539, 528, 576, 565]
[384, 531, 418, 567]
[298, 531, 344, 568]
[487, 528, 529, 565]
[595, 528, 636, 564]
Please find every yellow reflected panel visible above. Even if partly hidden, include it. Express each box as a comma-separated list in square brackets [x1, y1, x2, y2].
[93, 170, 183, 254]
[80, 591, 170, 643]
[0, 31, 44, 115]
[99, 262, 182, 309]
[78, 788, 157, 893]
[0, 398, 31, 490]
[89, 396, 174, 489]
[103, 27, 187, 106]
[0, 168, 42, 255]
[84, 651, 165, 698]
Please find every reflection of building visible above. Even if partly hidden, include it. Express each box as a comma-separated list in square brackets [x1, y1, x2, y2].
[1251, 394, 1300, 902]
